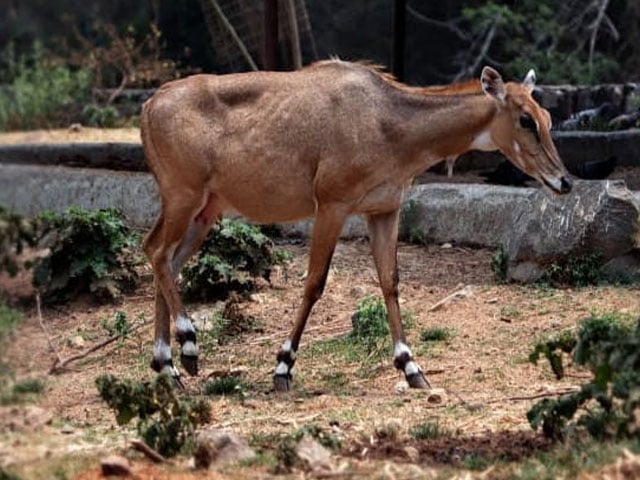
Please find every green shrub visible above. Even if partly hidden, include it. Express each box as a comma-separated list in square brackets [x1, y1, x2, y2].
[203, 376, 245, 396]
[182, 218, 286, 301]
[0, 378, 44, 405]
[410, 420, 453, 440]
[82, 104, 121, 128]
[96, 373, 211, 457]
[491, 245, 509, 284]
[351, 296, 390, 339]
[0, 42, 91, 131]
[32, 208, 139, 304]
[0, 208, 39, 278]
[101, 311, 131, 338]
[528, 313, 640, 441]
[0, 302, 21, 348]
[541, 253, 605, 287]
[420, 327, 452, 343]
[399, 199, 427, 245]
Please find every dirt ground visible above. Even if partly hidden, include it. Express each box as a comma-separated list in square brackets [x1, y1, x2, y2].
[1, 240, 639, 479]
[1, 129, 640, 478]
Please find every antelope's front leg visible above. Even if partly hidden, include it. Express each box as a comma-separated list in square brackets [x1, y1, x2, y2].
[274, 204, 348, 392]
[367, 210, 429, 389]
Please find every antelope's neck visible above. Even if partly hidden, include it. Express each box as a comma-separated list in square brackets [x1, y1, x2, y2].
[389, 89, 498, 167]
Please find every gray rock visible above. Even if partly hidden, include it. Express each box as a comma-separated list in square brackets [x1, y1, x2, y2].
[193, 429, 256, 469]
[295, 435, 333, 473]
[506, 180, 640, 282]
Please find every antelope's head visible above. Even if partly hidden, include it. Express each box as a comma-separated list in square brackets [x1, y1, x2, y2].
[480, 66, 572, 194]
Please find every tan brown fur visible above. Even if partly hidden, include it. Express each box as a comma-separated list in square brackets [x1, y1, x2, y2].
[140, 59, 571, 389]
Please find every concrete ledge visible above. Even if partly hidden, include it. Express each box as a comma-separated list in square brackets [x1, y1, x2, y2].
[1, 129, 639, 175]
[0, 142, 146, 171]
[0, 163, 541, 247]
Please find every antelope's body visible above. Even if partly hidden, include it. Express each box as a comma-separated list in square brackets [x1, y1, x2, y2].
[141, 60, 571, 390]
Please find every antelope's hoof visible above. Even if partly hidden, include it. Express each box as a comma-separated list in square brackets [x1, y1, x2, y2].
[180, 353, 199, 377]
[406, 371, 430, 389]
[273, 373, 292, 392]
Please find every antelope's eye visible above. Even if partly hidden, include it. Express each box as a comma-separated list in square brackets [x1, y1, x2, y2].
[519, 113, 537, 132]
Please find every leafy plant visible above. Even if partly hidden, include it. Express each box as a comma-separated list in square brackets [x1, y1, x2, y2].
[420, 326, 452, 343]
[541, 253, 605, 287]
[399, 199, 427, 245]
[0, 377, 45, 405]
[351, 296, 390, 339]
[529, 329, 578, 379]
[82, 104, 120, 128]
[96, 373, 211, 457]
[0, 302, 22, 346]
[528, 313, 640, 441]
[491, 244, 509, 284]
[32, 207, 140, 303]
[0, 208, 39, 278]
[0, 42, 91, 131]
[101, 311, 131, 338]
[204, 375, 245, 396]
[182, 218, 287, 301]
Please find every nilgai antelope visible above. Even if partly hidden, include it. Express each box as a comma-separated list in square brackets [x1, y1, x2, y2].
[140, 60, 572, 391]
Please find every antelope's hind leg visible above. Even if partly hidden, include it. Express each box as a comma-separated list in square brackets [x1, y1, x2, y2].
[367, 210, 429, 389]
[144, 192, 219, 382]
[173, 195, 220, 375]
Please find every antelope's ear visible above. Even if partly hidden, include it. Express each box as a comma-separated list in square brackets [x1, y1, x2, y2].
[523, 69, 536, 91]
[481, 66, 505, 103]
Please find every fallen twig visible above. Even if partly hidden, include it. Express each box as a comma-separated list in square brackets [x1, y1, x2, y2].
[427, 285, 474, 312]
[49, 321, 150, 374]
[36, 294, 63, 366]
[130, 439, 167, 464]
[486, 387, 581, 404]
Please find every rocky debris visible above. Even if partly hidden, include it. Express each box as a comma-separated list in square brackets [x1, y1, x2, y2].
[506, 180, 640, 282]
[557, 102, 620, 131]
[193, 429, 256, 469]
[0, 405, 52, 433]
[295, 435, 333, 473]
[100, 455, 132, 477]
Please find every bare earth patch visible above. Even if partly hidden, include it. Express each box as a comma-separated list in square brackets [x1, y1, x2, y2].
[1, 129, 639, 478]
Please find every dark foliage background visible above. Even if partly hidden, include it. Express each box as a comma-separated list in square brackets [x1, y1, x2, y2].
[1, 0, 638, 88]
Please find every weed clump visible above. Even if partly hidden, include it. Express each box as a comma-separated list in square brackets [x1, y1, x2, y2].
[491, 244, 509, 284]
[0, 207, 39, 278]
[350, 296, 389, 339]
[204, 376, 245, 396]
[528, 312, 640, 441]
[32, 207, 139, 303]
[410, 420, 453, 440]
[541, 252, 605, 287]
[420, 327, 452, 343]
[96, 373, 211, 457]
[0, 42, 91, 131]
[399, 199, 427, 245]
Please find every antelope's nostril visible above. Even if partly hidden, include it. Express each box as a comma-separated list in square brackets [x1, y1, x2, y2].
[560, 176, 573, 193]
